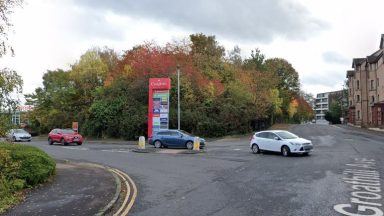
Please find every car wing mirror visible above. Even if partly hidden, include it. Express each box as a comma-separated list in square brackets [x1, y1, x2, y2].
[274, 137, 280, 140]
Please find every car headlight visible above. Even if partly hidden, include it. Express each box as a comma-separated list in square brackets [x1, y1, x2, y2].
[290, 142, 301, 146]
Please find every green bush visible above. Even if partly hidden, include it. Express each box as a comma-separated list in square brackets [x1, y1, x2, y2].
[0, 142, 56, 213]
[0, 143, 56, 186]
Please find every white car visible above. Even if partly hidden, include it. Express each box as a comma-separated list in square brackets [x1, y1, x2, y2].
[6, 129, 32, 142]
[250, 130, 313, 156]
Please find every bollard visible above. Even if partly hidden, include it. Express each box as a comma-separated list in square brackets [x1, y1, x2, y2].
[193, 137, 200, 151]
[138, 136, 145, 149]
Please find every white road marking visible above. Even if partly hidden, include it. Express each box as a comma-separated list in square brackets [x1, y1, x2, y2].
[101, 149, 130, 153]
[233, 148, 242, 151]
[334, 158, 383, 216]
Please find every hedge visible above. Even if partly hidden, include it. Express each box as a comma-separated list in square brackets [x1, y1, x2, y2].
[0, 142, 56, 213]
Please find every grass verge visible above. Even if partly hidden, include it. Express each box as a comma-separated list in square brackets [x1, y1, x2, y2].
[0, 142, 56, 214]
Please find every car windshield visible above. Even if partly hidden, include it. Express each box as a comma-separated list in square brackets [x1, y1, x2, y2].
[14, 129, 27, 133]
[61, 129, 75, 134]
[275, 131, 298, 139]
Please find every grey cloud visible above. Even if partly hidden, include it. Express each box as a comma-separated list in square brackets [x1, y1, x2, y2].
[302, 70, 345, 87]
[322, 51, 349, 65]
[69, 8, 125, 41]
[76, 0, 328, 43]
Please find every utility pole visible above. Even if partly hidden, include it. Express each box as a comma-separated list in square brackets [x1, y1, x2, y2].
[177, 65, 180, 130]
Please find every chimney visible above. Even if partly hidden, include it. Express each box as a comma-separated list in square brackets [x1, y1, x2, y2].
[380, 34, 384, 49]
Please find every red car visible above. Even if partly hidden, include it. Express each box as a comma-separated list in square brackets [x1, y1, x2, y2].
[48, 129, 83, 145]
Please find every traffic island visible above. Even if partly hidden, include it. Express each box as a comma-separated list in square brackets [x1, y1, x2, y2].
[180, 149, 206, 154]
[131, 147, 206, 154]
[131, 148, 159, 153]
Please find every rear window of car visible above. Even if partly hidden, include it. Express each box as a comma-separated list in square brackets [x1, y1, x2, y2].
[157, 131, 170, 136]
[169, 131, 179, 136]
[256, 132, 267, 138]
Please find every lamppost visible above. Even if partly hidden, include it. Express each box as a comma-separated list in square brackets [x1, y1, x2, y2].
[177, 65, 180, 130]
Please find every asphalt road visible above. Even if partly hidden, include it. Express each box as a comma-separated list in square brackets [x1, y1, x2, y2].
[23, 124, 384, 216]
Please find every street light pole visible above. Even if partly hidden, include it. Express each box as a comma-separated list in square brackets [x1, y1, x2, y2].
[177, 65, 180, 130]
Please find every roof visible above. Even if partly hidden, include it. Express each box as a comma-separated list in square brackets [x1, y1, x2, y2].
[346, 70, 355, 78]
[367, 49, 383, 64]
[352, 58, 366, 68]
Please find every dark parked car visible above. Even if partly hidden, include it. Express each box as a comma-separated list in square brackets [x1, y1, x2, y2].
[48, 129, 83, 145]
[149, 130, 205, 150]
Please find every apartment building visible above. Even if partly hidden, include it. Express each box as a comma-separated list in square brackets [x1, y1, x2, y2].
[315, 92, 329, 120]
[314, 90, 347, 121]
[346, 34, 384, 127]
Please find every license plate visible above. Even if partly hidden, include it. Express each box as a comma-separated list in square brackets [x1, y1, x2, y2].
[74, 138, 79, 141]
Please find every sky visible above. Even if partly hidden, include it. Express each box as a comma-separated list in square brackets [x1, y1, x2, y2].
[1, 0, 384, 101]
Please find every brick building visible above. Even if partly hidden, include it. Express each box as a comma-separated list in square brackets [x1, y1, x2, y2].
[346, 34, 384, 127]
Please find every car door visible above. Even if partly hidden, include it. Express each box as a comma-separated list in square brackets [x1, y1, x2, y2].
[52, 129, 60, 142]
[161, 131, 173, 146]
[256, 132, 268, 150]
[268, 132, 282, 152]
[261, 132, 275, 151]
[168, 131, 182, 147]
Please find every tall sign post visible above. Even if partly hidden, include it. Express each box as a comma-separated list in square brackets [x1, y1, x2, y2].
[148, 78, 171, 138]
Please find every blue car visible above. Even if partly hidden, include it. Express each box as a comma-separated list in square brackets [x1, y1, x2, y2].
[149, 130, 205, 150]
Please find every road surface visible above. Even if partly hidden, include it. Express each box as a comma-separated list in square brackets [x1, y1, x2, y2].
[23, 124, 384, 216]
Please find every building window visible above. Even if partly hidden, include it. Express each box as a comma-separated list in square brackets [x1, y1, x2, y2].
[372, 96, 375, 103]
[371, 80, 374, 90]
[357, 110, 360, 120]
[356, 95, 360, 102]
[357, 80, 360, 90]
[378, 78, 380, 87]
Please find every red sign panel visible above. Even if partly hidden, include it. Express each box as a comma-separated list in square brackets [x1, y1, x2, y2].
[148, 78, 171, 138]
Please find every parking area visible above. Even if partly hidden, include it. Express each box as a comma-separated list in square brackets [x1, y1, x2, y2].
[21, 124, 384, 216]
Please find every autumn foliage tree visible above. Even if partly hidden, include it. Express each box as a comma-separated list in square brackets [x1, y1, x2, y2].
[26, 34, 314, 139]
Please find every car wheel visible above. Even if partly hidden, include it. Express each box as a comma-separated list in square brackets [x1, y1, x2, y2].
[281, 146, 290, 157]
[77, 142, 82, 146]
[154, 140, 162, 148]
[251, 144, 260, 154]
[61, 138, 67, 146]
[48, 138, 53, 145]
[12, 136, 16, 142]
[186, 141, 193, 150]
[303, 152, 309, 156]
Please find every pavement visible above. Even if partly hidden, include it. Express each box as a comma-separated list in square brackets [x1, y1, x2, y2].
[4, 162, 116, 216]
[6, 124, 384, 216]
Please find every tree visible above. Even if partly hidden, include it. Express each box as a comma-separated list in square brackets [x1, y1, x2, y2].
[325, 102, 341, 124]
[227, 45, 242, 67]
[265, 58, 300, 119]
[0, 0, 23, 57]
[0, 68, 23, 136]
[243, 48, 265, 71]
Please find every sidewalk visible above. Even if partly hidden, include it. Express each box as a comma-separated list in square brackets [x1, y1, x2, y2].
[4, 162, 117, 216]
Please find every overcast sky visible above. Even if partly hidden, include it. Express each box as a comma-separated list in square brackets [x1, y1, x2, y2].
[1, 0, 384, 100]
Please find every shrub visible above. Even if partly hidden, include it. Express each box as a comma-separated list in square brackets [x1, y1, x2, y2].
[0, 143, 56, 186]
[0, 142, 56, 213]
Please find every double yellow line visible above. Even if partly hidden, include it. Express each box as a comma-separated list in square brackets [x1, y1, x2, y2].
[110, 168, 138, 216]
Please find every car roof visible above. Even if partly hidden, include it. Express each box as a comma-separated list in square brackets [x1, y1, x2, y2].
[255, 130, 288, 133]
